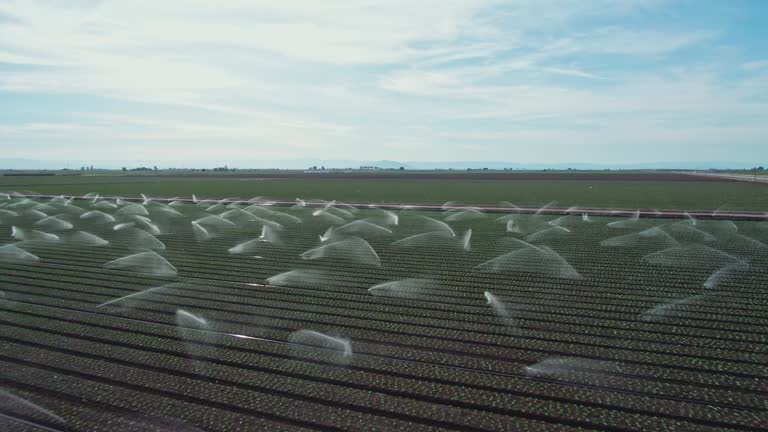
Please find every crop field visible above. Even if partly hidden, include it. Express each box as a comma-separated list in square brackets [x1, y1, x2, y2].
[2, 173, 768, 211]
[0, 193, 767, 431]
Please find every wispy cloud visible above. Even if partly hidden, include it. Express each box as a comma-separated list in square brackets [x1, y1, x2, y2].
[0, 0, 765, 164]
[741, 60, 768, 72]
[540, 67, 604, 79]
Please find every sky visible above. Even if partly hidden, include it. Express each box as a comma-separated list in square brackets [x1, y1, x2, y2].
[0, 0, 767, 167]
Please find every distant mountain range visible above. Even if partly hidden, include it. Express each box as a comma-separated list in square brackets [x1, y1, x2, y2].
[0, 158, 764, 171]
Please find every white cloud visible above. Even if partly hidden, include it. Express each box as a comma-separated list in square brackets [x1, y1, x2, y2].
[549, 27, 714, 56]
[0, 0, 765, 163]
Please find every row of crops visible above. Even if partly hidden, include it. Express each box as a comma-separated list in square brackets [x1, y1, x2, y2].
[0, 192, 767, 431]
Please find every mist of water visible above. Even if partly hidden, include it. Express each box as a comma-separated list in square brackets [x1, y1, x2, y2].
[243, 204, 275, 218]
[506, 216, 555, 235]
[312, 209, 347, 225]
[366, 209, 399, 226]
[176, 309, 218, 375]
[525, 357, 621, 384]
[191, 221, 210, 242]
[228, 238, 270, 255]
[461, 228, 472, 251]
[150, 204, 184, 218]
[288, 329, 352, 365]
[244, 196, 267, 204]
[319, 227, 335, 243]
[30, 215, 72, 231]
[494, 214, 517, 224]
[642, 244, 745, 269]
[192, 215, 237, 238]
[493, 237, 542, 254]
[131, 215, 162, 235]
[219, 208, 255, 225]
[176, 309, 208, 327]
[31, 203, 57, 213]
[476, 245, 582, 279]
[664, 223, 717, 242]
[96, 283, 172, 310]
[115, 203, 149, 217]
[246, 215, 284, 232]
[525, 226, 571, 243]
[265, 269, 330, 288]
[197, 199, 219, 209]
[640, 295, 704, 322]
[0, 209, 18, 218]
[498, 201, 521, 211]
[25, 209, 49, 220]
[229, 225, 282, 254]
[119, 227, 166, 250]
[80, 210, 117, 224]
[391, 230, 456, 248]
[6, 199, 40, 210]
[334, 220, 392, 237]
[48, 195, 72, 208]
[411, 215, 456, 236]
[683, 211, 697, 226]
[444, 209, 487, 222]
[113, 222, 136, 231]
[333, 202, 360, 213]
[10, 227, 60, 243]
[368, 278, 437, 300]
[269, 211, 303, 225]
[0, 389, 66, 424]
[600, 226, 679, 248]
[533, 201, 557, 216]
[547, 215, 576, 228]
[703, 262, 750, 290]
[104, 251, 177, 276]
[731, 234, 768, 249]
[61, 202, 86, 216]
[92, 201, 118, 210]
[323, 206, 356, 220]
[69, 231, 110, 247]
[0, 244, 39, 262]
[695, 220, 739, 238]
[206, 203, 229, 214]
[301, 237, 381, 267]
[484, 291, 518, 326]
[606, 210, 641, 228]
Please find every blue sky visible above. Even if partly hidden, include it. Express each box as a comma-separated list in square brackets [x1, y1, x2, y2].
[0, 0, 767, 166]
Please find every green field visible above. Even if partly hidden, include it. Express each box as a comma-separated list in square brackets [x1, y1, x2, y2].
[1, 196, 767, 430]
[2, 174, 768, 210]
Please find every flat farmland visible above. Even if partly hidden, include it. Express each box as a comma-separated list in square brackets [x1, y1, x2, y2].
[2, 172, 768, 210]
[0, 193, 767, 431]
